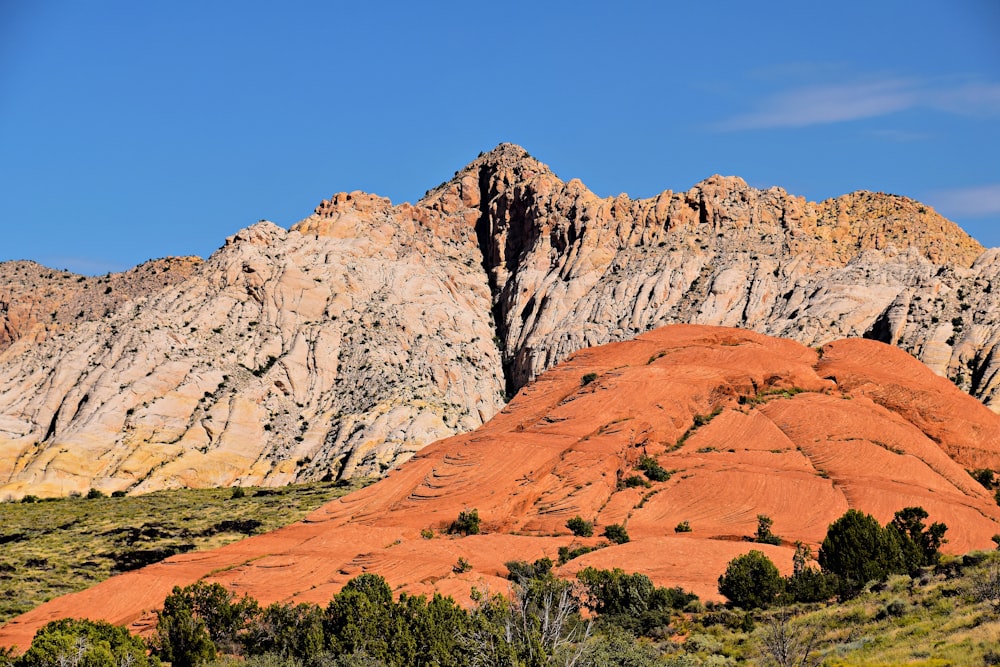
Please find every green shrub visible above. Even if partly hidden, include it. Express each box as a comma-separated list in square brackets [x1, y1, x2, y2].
[581, 373, 598, 386]
[453, 557, 472, 573]
[577, 567, 698, 635]
[754, 514, 781, 545]
[674, 521, 692, 533]
[242, 602, 325, 661]
[718, 550, 784, 609]
[449, 508, 481, 535]
[971, 468, 997, 489]
[603, 524, 630, 544]
[420, 528, 434, 539]
[637, 455, 670, 482]
[889, 506, 947, 568]
[785, 566, 838, 603]
[19, 618, 158, 667]
[566, 515, 594, 537]
[86, 488, 105, 499]
[819, 509, 907, 596]
[558, 544, 601, 564]
[619, 475, 651, 489]
[505, 558, 553, 585]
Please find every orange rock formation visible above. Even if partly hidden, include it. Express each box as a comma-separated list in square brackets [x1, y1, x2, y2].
[2, 325, 999, 651]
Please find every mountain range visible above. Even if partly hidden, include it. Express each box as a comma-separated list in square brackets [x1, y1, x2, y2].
[1, 143, 998, 498]
[2, 324, 999, 650]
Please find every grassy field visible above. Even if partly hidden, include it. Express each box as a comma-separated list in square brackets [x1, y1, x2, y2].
[668, 553, 1000, 665]
[0, 480, 370, 624]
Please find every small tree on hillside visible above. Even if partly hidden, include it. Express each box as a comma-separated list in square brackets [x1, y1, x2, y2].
[718, 550, 784, 609]
[754, 514, 781, 545]
[889, 506, 947, 569]
[19, 619, 155, 667]
[602, 523, 630, 544]
[449, 508, 481, 535]
[566, 516, 594, 537]
[819, 509, 906, 597]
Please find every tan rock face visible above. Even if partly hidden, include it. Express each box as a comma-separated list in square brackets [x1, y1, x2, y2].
[2, 325, 999, 651]
[0, 143, 998, 497]
[422, 145, 986, 398]
[0, 258, 200, 350]
[0, 213, 506, 497]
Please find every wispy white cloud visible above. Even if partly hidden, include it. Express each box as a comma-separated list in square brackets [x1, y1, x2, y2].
[716, 75, 1000, 131]
[928, 81, 1000, 116]
[926, 184, 1000, 218]
[718, 79, 918, 130]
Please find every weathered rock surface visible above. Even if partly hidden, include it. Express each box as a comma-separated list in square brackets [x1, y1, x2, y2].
[0, 258, 200, 350]
[2, 143, 1000, 496]
[423, 146, 989, 400]
[3, 325, 999, 651]
[0, 199, 506, 497]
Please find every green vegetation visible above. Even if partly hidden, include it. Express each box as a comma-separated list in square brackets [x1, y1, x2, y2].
[581, 372, 598, 386]
[820, 507, 946, 598]
[602, 523, 630, 544]
[0, 479, 370, 624]
[752, 513, 781, 546]
[969, 467, 997, 489]
[619, 474, 651, 489]
[637, 454, 671, 482]
[557, 543, 603, 564]
[674, 520, 692, 533]
[738, 386, 806, 406]
[671, 407, 723, 450]
[448, 508, 481, 535]
[577, 566, 698, 635]
[566, 515, 594, 537]
[717, 507, 949, 611]
[505, 557, 553, 585]
[718, 550, 784, 610]
[12, 550, 1000, 666]
[144, 569, 600, 667]
[16, 618, 157, 667]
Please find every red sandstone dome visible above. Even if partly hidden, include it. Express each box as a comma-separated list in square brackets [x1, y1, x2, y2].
[3, 324, 1000, 651]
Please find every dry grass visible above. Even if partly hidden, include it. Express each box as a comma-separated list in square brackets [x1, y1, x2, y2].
[0, 480, 370, 623]
[670, 553, 1000, 665]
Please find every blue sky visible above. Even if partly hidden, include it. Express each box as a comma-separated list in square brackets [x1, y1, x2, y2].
[2, 1, 998, 274]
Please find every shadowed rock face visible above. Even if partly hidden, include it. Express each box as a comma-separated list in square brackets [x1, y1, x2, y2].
[2, 325, 999, 651]
[0, 143, 998, 496]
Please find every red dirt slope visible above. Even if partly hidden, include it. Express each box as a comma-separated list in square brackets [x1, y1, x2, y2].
[3, 324, 1000, 651]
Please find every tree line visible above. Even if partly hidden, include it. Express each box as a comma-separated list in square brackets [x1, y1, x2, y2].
[4, 506, 948, 667]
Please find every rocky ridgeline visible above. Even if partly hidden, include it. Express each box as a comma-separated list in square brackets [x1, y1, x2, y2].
[0, 258, 200, 350]
[422, 145, 986, 394]
[0, 201, 505, 497]
[0, 144, 996, 496]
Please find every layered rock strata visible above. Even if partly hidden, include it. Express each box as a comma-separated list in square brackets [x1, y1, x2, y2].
[2, 325, 999, 650]
[1, 144, 999, 495]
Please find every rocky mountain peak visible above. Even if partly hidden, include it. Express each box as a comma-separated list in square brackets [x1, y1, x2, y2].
[1, 145, 999, 498]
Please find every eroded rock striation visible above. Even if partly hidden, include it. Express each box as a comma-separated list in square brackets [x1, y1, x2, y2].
[1, 144, 999, 496]
[2, 325, 999, 650]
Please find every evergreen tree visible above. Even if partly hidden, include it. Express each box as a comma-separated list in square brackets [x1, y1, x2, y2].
[889, 506, 947, 569]
[717, 550, 784, 609]
[19, 619, 157, 667]
[819, 509, 906, 596]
